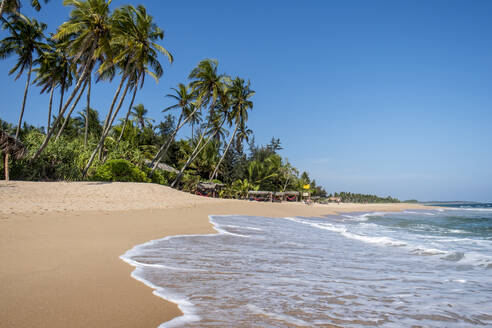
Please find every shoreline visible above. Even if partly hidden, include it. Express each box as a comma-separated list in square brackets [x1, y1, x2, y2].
[0, 181, 430, 327]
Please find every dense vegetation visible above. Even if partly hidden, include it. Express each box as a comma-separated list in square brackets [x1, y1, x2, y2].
[329, 192, 400, 203]
[0, 0, 399, 203]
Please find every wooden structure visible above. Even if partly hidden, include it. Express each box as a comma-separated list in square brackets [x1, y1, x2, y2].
[1, 130, 27, 181]
[196, 182, 224, 197]
[248, 190, 273, 202]
[328, 196, 342, 204]
[277, 191, 300, 202]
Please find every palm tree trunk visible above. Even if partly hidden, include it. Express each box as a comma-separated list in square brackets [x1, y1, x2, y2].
[116, 84, 138, 144]
[84, 74, 91, 147]
[191, 122, 194, 140]
[210, 123, 238, 181]
[32, 60, 93, 160]
[55, 78, 88, 141]
[150, 105, 200, 174]
[3, 153, 9, 181]
[15, 62, 32, 139]
[46, 81, 55, 133]
[58, 82, 65, 115]
[170, 133, 206, 188]
[101, 75, 126, 134]
[83, 78, 131, 178]
[0, 0, 6, 18]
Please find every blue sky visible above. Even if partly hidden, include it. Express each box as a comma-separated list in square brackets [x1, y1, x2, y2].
[0, 0, 491, 201]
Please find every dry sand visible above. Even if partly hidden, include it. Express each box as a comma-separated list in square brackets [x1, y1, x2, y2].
[0, 181, 429, 327]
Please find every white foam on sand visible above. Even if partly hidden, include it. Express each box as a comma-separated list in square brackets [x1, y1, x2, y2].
[120, 215, 230, 328]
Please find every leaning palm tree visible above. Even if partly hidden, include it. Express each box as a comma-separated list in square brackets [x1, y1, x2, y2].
[149, 83, 199, 174]
[209, 77, 254, 181]
[150, 59, 225, 175]
[81, 4, 172, 177]
[0, 13, 46, 138]
[171, 105, 229, 188]
[32, 0, 113, 160]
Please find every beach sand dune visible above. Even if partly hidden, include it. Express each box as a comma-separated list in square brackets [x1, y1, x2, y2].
[0, 181, 427, 327]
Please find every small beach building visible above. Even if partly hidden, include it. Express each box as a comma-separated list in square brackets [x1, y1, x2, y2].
[248, 190, 273, 202]
[196, 182, 224, 197]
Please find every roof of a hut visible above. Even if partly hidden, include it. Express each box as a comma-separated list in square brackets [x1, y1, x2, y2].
[248, 190, 272, 195]
[0, 130, 27, 159]
[144, 160, 179, 174]
[197, 182, 224, 190]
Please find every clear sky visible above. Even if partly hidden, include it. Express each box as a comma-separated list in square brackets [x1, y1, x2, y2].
[1, 0, 491, 202]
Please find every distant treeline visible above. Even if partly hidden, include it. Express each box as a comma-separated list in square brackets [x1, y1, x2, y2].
[329, 192, 400, 203]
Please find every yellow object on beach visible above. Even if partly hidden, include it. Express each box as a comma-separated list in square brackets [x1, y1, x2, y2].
[303, 184, 310, 189]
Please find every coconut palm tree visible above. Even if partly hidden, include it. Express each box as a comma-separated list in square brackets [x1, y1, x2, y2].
[189, 59, 225, 112]
[210, 77, 254, 181]
[171, 107, 228, 187]
[81, 4, 172, 177]
[130, 103, 152, 130]
[33, 37, 74, 132]
[0, 0, 49, 18]
[0, 13, 46, 138]
[32, 0, 113, 160]
[149, 83, 199, 174]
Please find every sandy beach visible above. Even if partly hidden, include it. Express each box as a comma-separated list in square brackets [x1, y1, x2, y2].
[0, 181, 430, 328]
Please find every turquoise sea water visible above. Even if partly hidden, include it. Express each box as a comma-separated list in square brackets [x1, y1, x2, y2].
[122, 205, 492, 327]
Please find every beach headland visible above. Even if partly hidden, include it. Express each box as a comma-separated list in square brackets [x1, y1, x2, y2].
[0, 181, 429, 327]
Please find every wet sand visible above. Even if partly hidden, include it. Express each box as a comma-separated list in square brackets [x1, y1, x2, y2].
[0, 181, 429, 327]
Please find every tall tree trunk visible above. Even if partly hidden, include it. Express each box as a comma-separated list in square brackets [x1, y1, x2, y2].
[210, 123, 238, 181]
[15, 62, 32, 139]
[84, 74, 91, 147]
[101, 75, 126, 135]
[58, 82, 65, 115]
[3, 153, 8, 181]
[116, 84, 138, 144]
[191, 122, 194, 140]
[32, 60, 93, 160]
[0, 0, 6, 18]
[171, 125, 224, 188]
[46, 81, 55, 133]
[170, 133, 206, 188]
[55, 78, 88, 141]
[82, 78, 131, 178]
[150, 105, 200, 174]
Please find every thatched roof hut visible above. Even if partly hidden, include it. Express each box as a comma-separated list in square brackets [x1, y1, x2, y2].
[196, 182, 224, 197]
[1, 130, 27, 181]
[1, 130, 26, 159]
[144, 159, 179, 174]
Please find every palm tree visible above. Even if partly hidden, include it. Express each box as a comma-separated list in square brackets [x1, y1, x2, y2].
[0, 0, 49, 18]
[0, 13, 46, 138]
[171, 107, 228, 187]
[130, 103, 153, 130]
[149, 83, 199, 174]
[32, 0, 113, 160]
[210, 77, 254, 181]
[33, 37, 74, 132]
[81, 4, 172, 177]
[189, 59, 225, 112]
[155, 59, 227, 180]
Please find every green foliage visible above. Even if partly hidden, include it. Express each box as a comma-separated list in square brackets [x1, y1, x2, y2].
[330, 192, 400, 203]
[10, 130, 89, 181]
[91, 159, 150, 183]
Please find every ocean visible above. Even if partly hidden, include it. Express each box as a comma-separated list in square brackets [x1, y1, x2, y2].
[121, 204, 492, 327]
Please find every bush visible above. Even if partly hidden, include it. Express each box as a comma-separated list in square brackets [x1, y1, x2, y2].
[10, 131, 88, 181]
[91, 159, 150, 183]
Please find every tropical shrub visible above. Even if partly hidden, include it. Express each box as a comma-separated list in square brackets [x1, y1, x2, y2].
[91, 159, 150, 183]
